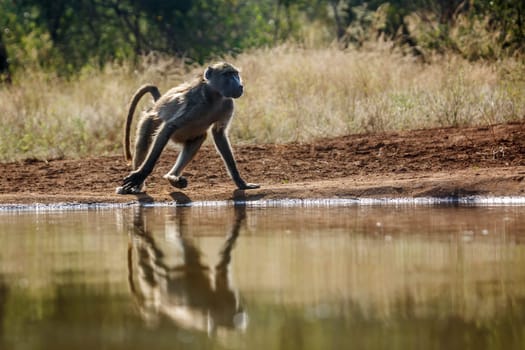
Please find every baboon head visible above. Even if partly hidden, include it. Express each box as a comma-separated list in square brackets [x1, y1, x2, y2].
[204, 62, 244, 99]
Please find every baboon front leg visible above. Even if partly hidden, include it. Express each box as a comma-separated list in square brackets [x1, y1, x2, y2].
[164, 134, 207, 189]
[121, 122, 177, 193]
[212, 128, 259, 190]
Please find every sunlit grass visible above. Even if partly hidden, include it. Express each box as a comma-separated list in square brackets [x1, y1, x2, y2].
[233, 44, 525, 143]
[0, 44, 524, 161]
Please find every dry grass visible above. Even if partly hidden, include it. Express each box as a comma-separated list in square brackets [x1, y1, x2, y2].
[233, 44, 525, 143]
[0, 44, 524, 161]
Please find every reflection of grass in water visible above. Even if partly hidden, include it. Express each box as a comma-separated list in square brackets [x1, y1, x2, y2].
[243, 299, 525, 350]
[234, 227, 525, 323]
[1, 44, 524, 161]
[234, 233, 525, 348]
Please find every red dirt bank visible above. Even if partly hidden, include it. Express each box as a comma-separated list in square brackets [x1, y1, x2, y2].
[1, 123, 525, 205]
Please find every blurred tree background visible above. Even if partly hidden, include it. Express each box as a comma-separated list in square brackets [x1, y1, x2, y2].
[0, 0, 523, 80]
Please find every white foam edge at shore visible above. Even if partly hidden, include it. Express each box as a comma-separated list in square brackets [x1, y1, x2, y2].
[1, 196, 525, 212]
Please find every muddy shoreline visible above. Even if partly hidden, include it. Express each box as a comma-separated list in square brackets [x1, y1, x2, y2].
[1, 123, 524, 207]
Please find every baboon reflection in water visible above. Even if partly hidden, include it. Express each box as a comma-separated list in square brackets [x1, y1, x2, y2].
[127, 207, 247, 335]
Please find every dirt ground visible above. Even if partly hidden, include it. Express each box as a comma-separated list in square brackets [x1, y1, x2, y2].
[1, 122, 525, 206]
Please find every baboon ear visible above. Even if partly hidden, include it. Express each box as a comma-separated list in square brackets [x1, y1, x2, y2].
[204, 66, 213, 80]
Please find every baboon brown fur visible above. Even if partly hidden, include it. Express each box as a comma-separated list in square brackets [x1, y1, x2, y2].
[117, 62, 259, 194]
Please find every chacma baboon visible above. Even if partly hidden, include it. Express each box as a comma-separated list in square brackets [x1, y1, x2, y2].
[116, 62, 259, 194]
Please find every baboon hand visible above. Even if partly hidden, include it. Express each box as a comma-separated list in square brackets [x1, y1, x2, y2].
[121, 170, 146, 193]
[238, 182, 260, 190]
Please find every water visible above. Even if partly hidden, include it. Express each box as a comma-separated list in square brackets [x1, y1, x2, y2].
[1, 205, 525, 350]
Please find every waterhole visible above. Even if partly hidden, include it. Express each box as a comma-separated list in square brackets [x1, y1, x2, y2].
[0, 205, 524, 349]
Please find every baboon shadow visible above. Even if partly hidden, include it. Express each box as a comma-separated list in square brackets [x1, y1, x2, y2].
[127, 206, 247, 335]
[131, 192, 155, 204]
[232, 189, 265, 203]
[169, 191, 192, 205]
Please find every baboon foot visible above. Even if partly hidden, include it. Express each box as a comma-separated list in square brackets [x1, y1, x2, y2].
[165, 175, 188, 189]
[121, 170, 148, 194]
[116, 185, 143, 195]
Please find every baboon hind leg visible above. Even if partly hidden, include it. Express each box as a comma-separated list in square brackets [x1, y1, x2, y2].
[116, 116, 157, 195]
[164, 134, 207, 189]
[129, 116, 159, 193]
[133, 116, 158, 171]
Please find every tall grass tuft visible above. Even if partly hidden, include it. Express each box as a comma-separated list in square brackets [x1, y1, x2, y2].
[0, 45, 524, 161]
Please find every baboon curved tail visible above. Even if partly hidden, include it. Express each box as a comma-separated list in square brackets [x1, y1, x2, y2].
[124, 84, 161, 162]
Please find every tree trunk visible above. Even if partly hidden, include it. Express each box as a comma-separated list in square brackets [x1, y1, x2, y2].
[0, 32, 11, 84]
[330, 0, 345, 40]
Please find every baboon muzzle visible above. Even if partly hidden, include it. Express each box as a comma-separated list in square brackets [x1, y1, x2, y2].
[230, 85, 243, 99]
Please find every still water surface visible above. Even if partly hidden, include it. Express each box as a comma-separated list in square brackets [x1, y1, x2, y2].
[0, 205, 525, 349]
